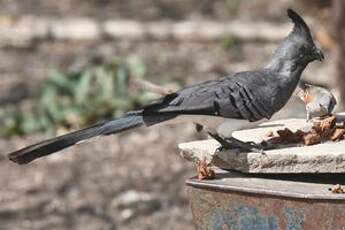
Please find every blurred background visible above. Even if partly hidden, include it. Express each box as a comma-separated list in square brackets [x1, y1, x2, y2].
[0, 0, 342, 229]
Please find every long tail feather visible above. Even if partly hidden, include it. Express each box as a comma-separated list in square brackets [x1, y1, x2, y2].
[8, 114, 144, 164]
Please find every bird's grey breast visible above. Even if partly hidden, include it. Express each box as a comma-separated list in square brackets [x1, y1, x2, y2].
[263, 71, 300, 114]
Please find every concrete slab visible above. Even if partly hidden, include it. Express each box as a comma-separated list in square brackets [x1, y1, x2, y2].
[178, 116, 345, 173]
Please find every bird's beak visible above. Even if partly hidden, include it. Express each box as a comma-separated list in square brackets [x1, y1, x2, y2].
[313, 47, 324, 61]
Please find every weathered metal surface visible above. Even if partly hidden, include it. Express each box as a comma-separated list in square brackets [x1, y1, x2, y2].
[186, 170, 345, 229]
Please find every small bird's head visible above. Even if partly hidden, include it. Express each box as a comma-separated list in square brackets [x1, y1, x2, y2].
[269, 9, 324, 71]
[285, 9, 324, 64]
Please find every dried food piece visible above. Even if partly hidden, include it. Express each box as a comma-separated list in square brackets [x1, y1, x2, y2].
[195, 123, 204, 132]
[261, 116, 343, 148]
[265, 131, 274, 138]
[320, 127, 334, 139]
[312, 121, 322, 134]
[303, 132, 321, 146]
[329, 184, 345, 194]
[295, 129, 306, 139]
[196, 159, 215, 180]
[262, 129, 306, 146]
[331, 128, 345, 141]
[263, 130, 280, 143]
[277, 128, 294, 140]
[263, 130, 277, 140]
[313, 115, 336, 132]
[263, 136, 283, 145]
[277, 128, 304, 143]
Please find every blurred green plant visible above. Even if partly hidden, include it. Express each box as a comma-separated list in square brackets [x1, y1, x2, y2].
[221, 36, 241, 51]
[221, 35, 244, 62]
[225, 0, 243, 14]
[0, 58, 160, 137]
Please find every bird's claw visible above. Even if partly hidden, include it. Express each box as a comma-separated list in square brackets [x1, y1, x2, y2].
[239, 141, 264, 154]
[208, 132, 237, 150]
[245, 141, 258, 147]
[215, 145, 236, 153]
[208, 132, 265, 154]
[246, 141, 265, 154]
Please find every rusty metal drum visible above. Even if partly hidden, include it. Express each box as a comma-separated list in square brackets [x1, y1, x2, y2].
[186, 170, 345, 230]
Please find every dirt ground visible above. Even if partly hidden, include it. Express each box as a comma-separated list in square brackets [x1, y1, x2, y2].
[0, 125, 200, 230]
[0, 1, 335, 230]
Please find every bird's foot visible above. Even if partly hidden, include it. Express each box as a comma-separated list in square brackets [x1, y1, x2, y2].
[208, 133, 265, 154]
[208, 133, 238, 152]
[228, 137, 265, 154]
[246, 142, 265, 154]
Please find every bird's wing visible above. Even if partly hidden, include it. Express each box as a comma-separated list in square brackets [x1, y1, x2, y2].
[142, 71, 274, 122]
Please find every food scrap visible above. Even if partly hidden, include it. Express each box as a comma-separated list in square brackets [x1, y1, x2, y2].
[303, 131, 321, 146]
[196, 159, 215, 180]
[317, 116, 336, 132]
[277, 128, 304, 143]
[262, 115, 345, 147]
[331, 128, 345, 141]
[329, 184, 345, 194]
[264, 131, 274, 138]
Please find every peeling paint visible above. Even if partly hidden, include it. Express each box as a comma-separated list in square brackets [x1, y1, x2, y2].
[284, 208, 304, 230]
[188, 185, 345, 230]
[206, 204, 280, 230]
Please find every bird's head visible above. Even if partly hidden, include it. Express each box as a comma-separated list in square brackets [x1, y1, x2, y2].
[286, 9, 324, 64]
[269, 9, 324, 71]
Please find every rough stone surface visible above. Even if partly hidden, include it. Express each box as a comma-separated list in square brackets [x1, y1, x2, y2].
[179, 117, 345, 173]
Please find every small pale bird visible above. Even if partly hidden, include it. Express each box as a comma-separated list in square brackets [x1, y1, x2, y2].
[297, 81, 337, 121]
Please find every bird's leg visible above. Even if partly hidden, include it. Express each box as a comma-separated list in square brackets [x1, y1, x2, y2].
[207, 132, 239, 150]
[306, 111, 311, 122]
[208, 132, 264, 153]
[225, 137, 264, 153]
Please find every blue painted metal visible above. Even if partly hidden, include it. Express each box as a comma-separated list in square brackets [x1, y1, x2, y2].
[284, 208, 304, 230]
[209, 205, 280, 230]
[186, 170, 345, 230]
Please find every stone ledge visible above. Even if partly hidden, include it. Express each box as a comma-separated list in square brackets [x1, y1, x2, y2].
[179, 116, 345, 173]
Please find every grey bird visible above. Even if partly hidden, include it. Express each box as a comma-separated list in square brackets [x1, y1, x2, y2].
[7, 9, 324, 164]
[297, 81, 337, 121]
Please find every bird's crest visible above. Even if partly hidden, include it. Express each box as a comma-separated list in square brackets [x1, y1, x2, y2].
[287, 9, 313, 43]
